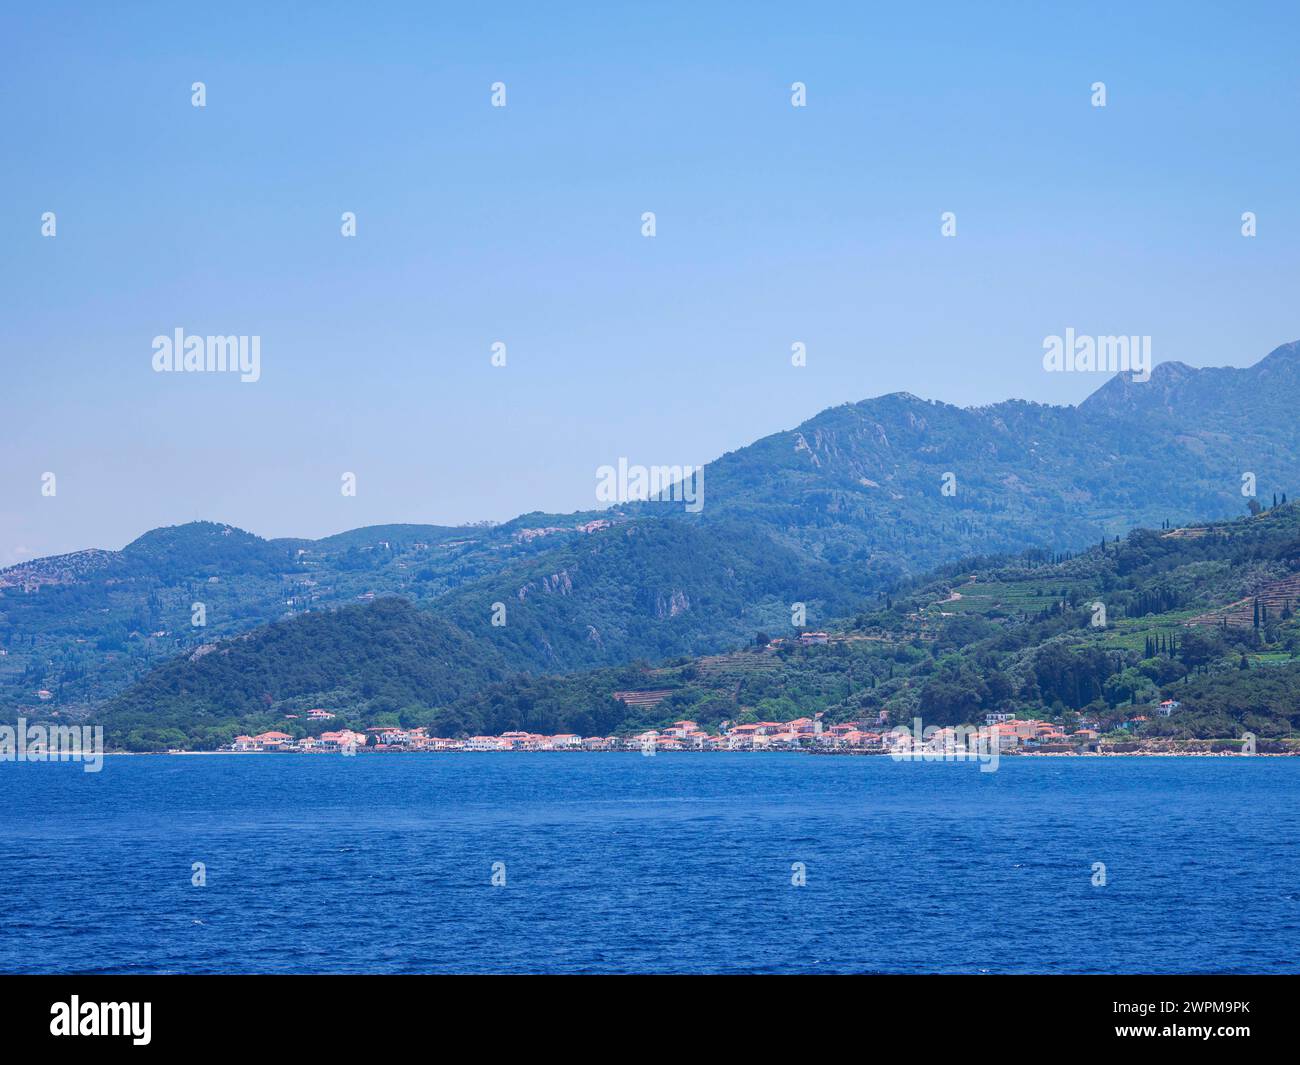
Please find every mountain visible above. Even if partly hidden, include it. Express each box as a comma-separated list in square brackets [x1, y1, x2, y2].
[432, 517, 869, 672]
[0, 514, 623, 712]
[702, 341, 1300, 566]
[1079, 339, 1300, 419]
[5, 340, 1300, 717]
[101, 501, 1300, 750]
[435, 504, 1300, 746]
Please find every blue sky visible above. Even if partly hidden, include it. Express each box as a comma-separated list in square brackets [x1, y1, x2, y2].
[2, 1, 1298, 563]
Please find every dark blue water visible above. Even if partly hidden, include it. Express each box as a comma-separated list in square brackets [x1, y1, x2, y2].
[1, 754, 1297, 973]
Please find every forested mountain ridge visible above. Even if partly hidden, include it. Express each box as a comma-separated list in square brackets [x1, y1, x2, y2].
[0, 513, 622, 712]
[701, 342, 1300, 564]
[4, 340, 1299, 718]
[99, 501, 1300, 750]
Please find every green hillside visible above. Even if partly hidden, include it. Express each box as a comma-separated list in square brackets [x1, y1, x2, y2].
[98, 598, 507, 751]
[97, 503, 1300, 750]
[7, 340, 1300, 721]
[429, 503, 1300, 744]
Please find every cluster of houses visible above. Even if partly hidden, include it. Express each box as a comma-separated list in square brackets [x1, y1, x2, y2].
[231, 728, 367, 753]
[221, 710, 1114, 755]
[514, 518, 613, 543]
[978, 714, 1095, 751]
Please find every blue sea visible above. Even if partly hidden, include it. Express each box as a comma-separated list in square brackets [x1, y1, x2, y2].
[1, 753, 1297, 974]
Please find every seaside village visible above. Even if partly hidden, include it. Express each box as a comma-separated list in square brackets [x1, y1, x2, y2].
[221, 702, 1131, 756]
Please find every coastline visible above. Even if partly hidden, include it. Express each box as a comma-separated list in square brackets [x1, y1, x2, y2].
[97, 747, 1293, 758]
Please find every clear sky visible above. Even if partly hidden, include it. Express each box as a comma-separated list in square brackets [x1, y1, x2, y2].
[2, 1, 1298, 564]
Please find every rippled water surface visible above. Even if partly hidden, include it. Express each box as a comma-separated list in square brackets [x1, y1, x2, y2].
[1, 753, 1297, 973]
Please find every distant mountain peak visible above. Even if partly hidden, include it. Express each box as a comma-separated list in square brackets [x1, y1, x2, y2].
[123, 520, 258, 552]
[119, 520, 292, 579]
[1079, 338, 1300, 416]
[1259, 339, 1300, 365]
[1151, 359, 1195, 378]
